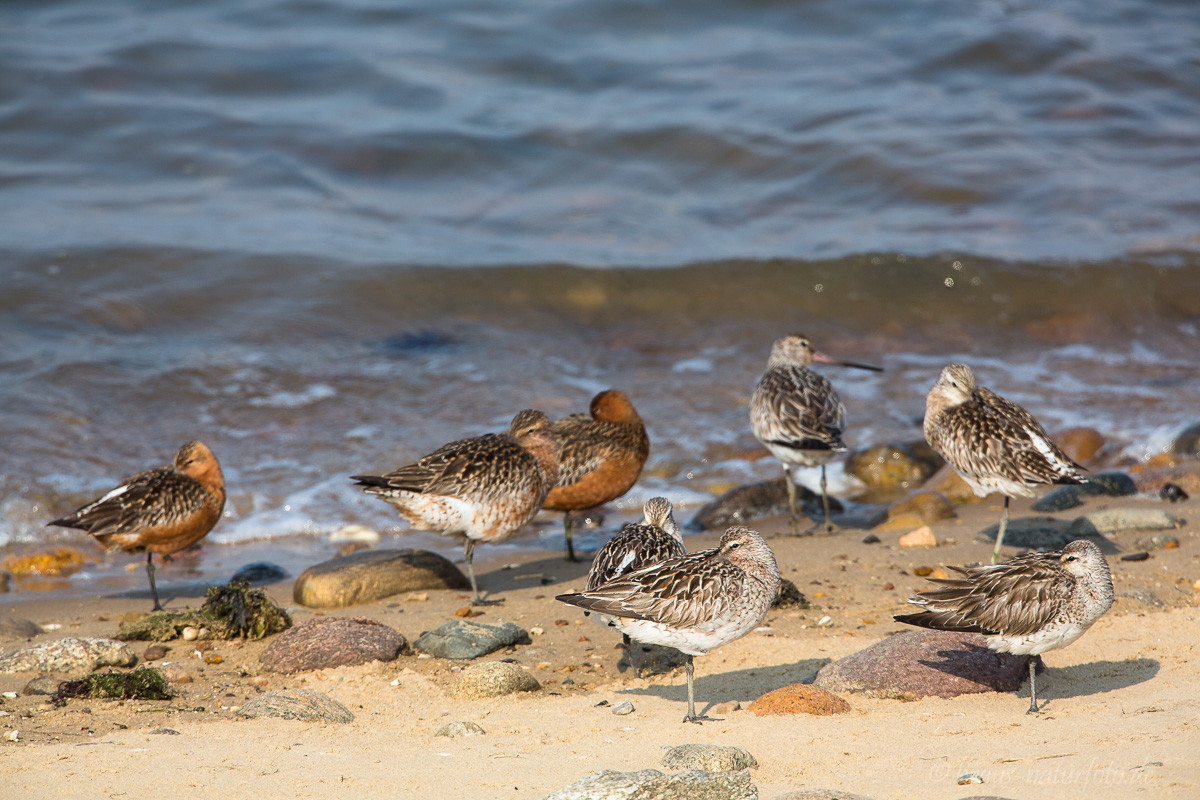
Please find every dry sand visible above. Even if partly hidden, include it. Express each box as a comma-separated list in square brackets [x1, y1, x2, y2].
[2, 492, 1198, 799]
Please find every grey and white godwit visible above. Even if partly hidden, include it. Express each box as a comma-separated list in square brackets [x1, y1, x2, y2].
[894, 539, 1113, 714]
[749, 333, 882, 533]
[585, 496, 686, 634]
[923, 363, 1086, 562]
[351, 409, 559, 605]
[542, 389, 649, 561]
[557, 526, 780, 723]
[48, 440, 226, 611]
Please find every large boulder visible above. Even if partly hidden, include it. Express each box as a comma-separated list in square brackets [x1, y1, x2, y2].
[293, 548, 470, 608]
[814, 630, 1029, 699]
[259, 616, 406, 674]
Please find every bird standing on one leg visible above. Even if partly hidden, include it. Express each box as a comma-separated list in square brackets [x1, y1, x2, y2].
[48, 440, 225, 611]
[894, 539, 1113, 714]
[557, 526, 780, 723]
[750, 334, 882, 533]
[352, 409, 559, 605]
[541, 390, 649, 561]
[923, 363, 1086, 563]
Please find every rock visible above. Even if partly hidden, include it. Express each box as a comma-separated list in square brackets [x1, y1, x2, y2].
[1169, 421, 1200, 457]
[162, 666, 192, 684]
[1067, 508, 1183, 537]
[435, 720, 485, 737]
[230, 562, 289, 584]
[978, 517, 1080, 550]
[1120, 553, 1151, 563]
[1120, 588, 1161, 605]
[898, 527, 937, 548]
[814, 630, 1030, 699]
[149, 728, 180, 735]
[1051, 427, 1105, 464]
[845, 442, 944, 499]
[0, 618, 43, 639]
[237, 689, 354, 723]
[545, 769, 755, 800]
[611, 701, 634, 716]
[448, 661, 540, 699]
[619, 641, 689, 676]
[0, 546, 94, 578]
[1130, 462, 1200, 496]
[1032, 472, 1138, 512]
[873, 512, 927, 533]
[293, 548, 470, 608]
[749, 684, 850, 716]
[862, 534, 880, 544]
[413, 619, 531, 660]
[661, 744, 758, 772]
[21, 675, 63, 696]
[143, 644, 169, 661]
[259, 617, 406, 674]
[329, 524, 381, 545]
[774, 791, 879, 800]
[1134, 533, 1179, 551]
[773, 579, 810, 609]
[1161, 483, 1189, 502]
[923, 464, 984, 505]
[885, 491, 956, 525]
[687, 478, 836, 531]
[0, 637, 136, 674]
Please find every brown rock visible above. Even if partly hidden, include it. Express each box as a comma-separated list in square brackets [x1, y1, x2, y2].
[923, 464, 985, 505]
[814, 630, 1030, 699]
[898, 527, 937, 548]
[748, 684, 850, 716]
[845, 441, 944, 498]
[143, 644, 169, 661]
[293, 548, 470, 608]
[1, 546, 95, 578]
[162, 666, 192, 684]
[886, 491, 956, 524]
[259, 616, 406, 674]
[1051, 427, 1105, 464]
[1130, 462, 1200, 496]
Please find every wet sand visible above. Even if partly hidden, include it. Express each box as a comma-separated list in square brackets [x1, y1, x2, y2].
[2, 492, 1198, 799]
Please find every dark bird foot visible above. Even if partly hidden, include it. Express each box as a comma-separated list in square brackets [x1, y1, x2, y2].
[471, 597, 505, 607]
[683, 714, 721, 725]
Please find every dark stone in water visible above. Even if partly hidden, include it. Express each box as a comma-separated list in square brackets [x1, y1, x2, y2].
[377, 330, 457, 356]
[1031, 472, 1137, 512]
[687, 478, 839, 531]
[1160, 483, 1188, 502]
[814, 630, 1030, 699]
[231, 561, 289, 584]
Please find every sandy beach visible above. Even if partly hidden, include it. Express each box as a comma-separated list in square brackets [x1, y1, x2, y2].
[2, 489, 1197, 799]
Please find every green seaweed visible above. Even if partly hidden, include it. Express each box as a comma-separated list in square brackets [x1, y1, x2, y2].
[54, 667, 174, 706]
[116, 581, 292, 641]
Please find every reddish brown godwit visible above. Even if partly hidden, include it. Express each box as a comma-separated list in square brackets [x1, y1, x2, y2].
[351, 409, 558, 605]
[923, 363, 1086, 562]
[48, 440, 225, 611]
[895, 539, 1113, 713]
[749, 334, 882, 533]
[558, 526, 780, 723]
[542, 389, 649, 561]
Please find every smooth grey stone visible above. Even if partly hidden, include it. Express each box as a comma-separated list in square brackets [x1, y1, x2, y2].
[237, 689, 354, 723]
[414, 619, 531, 660]
[611, 701, 634, 716]
[977, 518, 1078, 549]
[0, 637, 136, 674]
[662, 744, 758, 772]
[546, 769, 756, 800]
[1067, 508, 1182, 536]
[1133, 532, 1179, 551]
[435, 720, 486, 737]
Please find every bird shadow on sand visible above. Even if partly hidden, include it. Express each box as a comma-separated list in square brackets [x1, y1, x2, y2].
[613, 658, 831, 712]
[1035, 657, 1160, 703]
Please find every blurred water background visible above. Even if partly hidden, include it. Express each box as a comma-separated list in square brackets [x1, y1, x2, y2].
[1, 0, 1198, 593]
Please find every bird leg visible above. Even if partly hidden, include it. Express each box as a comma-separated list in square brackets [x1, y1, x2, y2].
[1026, 655, 1041, 714]
[682, 655, 718, 724]
[464, 539, 502, 606]
[146, 552, 163, 612]
[782, 465, 800, 535]
[563, 512, 578, 562]
[819, 464, 837, 533]
[992, 496, 1011, 564]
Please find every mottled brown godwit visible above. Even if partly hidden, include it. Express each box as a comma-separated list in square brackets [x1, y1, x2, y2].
[895, 539, 1113, 713]
[749, 334, 882, 533]
[351, 409, 558, 604]
[48, 440, 225, 611]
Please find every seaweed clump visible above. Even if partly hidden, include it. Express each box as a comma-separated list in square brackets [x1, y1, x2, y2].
[117, 581, 292, 641]
[53, 667, 174, 707]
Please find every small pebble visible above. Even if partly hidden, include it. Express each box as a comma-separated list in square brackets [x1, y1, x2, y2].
[150, 728, 180, 735]
[883, 582, 895, 591]
[1121, 552, 1151, 562]
[611, 701, 634, 716]
[1, 692, 17, 700]
[529, 627, 544, 636]
[594, 699, 609, 707]
[913, 566, 933, 577]
[816, 616, 834, 628]
[143, 645, 169, 661]
[957, 774, 983, 785]
[435, 720, 485, 738]
[181, 626, 199, 641]
[4, 730, 18, 742]
[1160, 483, 1188, 503]
[1191, 580, 1200, 591]
[861, 534, 881, 544]
[455, 607, 482, 619]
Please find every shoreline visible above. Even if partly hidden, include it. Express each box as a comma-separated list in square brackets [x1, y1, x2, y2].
[2, 490, 1197, 799]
